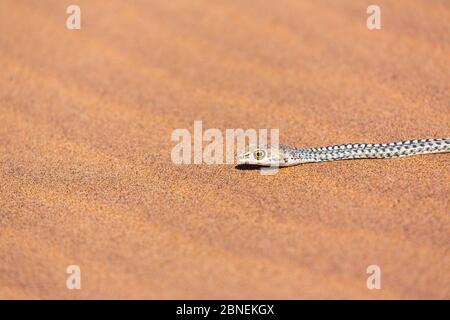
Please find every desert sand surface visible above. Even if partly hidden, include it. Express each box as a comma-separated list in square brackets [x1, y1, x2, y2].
[0, 0, 449, 299]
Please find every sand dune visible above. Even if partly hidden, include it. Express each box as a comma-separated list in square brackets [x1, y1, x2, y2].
[0, 0, 449, 299]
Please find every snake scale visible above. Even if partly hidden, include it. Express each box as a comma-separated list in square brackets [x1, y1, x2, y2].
[236, 138, 450, 167]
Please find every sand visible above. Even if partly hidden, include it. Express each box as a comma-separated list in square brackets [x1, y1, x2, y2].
[0, 0, 449, 299]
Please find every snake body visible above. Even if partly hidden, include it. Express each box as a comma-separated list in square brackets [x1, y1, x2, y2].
[236, 138, 450, 167]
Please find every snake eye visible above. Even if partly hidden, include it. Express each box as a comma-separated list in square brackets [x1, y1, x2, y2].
[254, 149, 266, 160]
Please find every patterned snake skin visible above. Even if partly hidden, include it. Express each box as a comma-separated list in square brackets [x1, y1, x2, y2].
[236, 138, 450, 167]
[289, 138, 450, 163]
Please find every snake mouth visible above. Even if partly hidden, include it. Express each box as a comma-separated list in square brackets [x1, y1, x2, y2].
[235, 154, 248, 164]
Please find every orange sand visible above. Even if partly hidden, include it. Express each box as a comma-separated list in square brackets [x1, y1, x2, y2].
[0, 0, 449, 299]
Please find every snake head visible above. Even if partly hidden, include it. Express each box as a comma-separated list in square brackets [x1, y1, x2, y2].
[236, 144, 286, 166]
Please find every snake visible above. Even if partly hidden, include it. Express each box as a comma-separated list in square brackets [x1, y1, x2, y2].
[236, 138, 450, 167]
